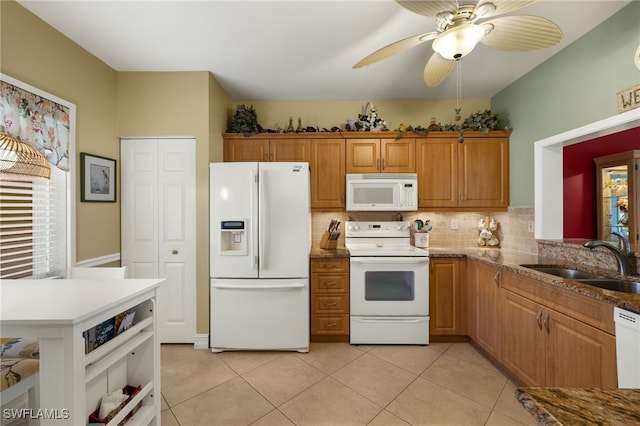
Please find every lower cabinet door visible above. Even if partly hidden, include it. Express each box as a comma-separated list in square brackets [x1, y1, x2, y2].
[501, 290, 546, 387]
[546, 309, 617, 388]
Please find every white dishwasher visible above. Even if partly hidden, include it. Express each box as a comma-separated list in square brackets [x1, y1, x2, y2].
[614, 307, 640, 388]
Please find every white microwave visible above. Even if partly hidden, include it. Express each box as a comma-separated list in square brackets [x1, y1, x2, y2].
[346, 174, 418, 211]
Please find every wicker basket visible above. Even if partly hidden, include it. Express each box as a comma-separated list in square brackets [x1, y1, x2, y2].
[88, 385, 142, 425]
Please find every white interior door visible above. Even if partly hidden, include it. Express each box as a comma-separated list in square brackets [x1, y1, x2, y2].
[121, 138, 196, 343]
[121, 140, 159, 278]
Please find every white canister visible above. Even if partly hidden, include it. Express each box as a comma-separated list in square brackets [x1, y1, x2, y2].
[414, 233, 429, 248]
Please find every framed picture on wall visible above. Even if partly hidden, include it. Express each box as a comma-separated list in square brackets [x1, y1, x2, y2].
[81, 153, 116, 202]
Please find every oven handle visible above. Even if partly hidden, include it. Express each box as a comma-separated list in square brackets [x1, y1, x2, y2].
[353, 317, 425, 323]
[350, 258, 427, 264]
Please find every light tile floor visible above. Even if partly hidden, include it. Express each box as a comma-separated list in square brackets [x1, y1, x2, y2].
[160, 342, 537, 426]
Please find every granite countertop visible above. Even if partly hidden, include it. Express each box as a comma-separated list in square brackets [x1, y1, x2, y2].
[429, 246, 640, 314]
[516, 387, 640, 425]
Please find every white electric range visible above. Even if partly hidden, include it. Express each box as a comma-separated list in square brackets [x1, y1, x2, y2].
[345, 221, 429, 345]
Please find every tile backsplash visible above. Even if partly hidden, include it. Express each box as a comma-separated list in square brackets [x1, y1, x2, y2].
[312, 206, 537, 254]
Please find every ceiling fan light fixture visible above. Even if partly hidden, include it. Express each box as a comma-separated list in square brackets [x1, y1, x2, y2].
[432, 24, 485, 60]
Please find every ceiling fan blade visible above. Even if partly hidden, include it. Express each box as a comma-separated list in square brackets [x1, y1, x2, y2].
[423, 52, 457, 87]
[480, 16, 563, 51]
[396, 1, 458, 18]
[353, 32, 437, 68]
[474, 0, 535, 19]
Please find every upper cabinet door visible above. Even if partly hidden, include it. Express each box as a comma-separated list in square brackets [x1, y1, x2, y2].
[381, 139, 415, 173]
[224, 138, 269, 162]
[310, 138, 345, 210]
[270, 138, 310, 162]
[346, 138, 381, 173]
[416, 137, 458, 208]
[346, 138, 415, 173]
[458, 136, 509, 209]
[223, 135, 309, 162]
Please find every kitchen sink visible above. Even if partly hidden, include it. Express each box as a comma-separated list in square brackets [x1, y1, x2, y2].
[520, 265, 602, 280]
[577, 279, 640, 294]
[520, 264, 640, 294]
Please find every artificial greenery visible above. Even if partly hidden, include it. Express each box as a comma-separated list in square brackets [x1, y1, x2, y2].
[395, 109, 508, 136]
[460, 109, 503, 133]
[228, 105, 508, 136]
[228, 104, 263, 135]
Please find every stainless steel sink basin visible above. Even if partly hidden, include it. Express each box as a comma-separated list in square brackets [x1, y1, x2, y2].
[577, 279, 640, 294]
[520, 265, 602, 280]
[520, 264, 640, 294]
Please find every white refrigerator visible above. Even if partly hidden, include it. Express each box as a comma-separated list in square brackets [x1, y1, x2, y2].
[209, 162, 310, 352]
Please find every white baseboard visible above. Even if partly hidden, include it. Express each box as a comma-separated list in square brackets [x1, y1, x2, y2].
[75, 253, 121, 267]
[193, 334, 209, 350]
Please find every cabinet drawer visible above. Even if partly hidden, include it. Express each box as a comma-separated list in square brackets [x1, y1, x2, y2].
[312, 294, 349, 313]
[311, 258, 349, 273]
[311, 314, 350, 334]
[311, 274, 349, 293]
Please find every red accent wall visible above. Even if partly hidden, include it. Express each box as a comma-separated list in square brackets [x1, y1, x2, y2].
[563, 126, 640, 238]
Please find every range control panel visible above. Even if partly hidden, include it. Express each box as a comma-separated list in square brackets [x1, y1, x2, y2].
[345, 221, 410, 238]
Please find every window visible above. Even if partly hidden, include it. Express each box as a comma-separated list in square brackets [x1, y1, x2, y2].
[0, 166, 67, 278]
[0, 74, 75, 279]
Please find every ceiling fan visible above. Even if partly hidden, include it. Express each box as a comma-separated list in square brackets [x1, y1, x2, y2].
[353, 0, 563, 87]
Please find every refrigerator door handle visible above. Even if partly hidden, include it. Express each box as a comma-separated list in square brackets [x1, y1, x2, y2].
[251, 168, 258, 270]
[212, 282, 305, 290]
[259, 168, 268, 270]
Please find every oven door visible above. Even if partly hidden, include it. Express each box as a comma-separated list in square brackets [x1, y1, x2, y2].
[350, 256, 428, 316]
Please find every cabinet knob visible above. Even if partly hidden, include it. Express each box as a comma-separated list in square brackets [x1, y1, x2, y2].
[536, 309, 542, 329]
[325, 322, 337, 328]
[493, 270, 500, 286]
[324, 302, 337, 307]
[172, 249, 179, 255]
[324, 281, 337, 287]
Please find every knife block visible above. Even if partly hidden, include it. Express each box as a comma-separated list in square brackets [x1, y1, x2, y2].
[319, 231, 338, 250]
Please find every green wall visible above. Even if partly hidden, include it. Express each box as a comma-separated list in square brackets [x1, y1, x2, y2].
[492, 1, 640, 206]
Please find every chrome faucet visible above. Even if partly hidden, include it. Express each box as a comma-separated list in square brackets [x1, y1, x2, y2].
[584, 232, 632, 276]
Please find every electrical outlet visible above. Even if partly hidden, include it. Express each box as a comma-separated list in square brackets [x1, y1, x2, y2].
[528, 221, 535, 233]
[451, 218, 459, 230]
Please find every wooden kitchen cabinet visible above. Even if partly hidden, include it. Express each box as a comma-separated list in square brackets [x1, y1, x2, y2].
[467, 259, 502, 360]
[310, 257, 350, 342]
[416, 136, 458, 208]
[594, 150, 639, 245]
[429, 257, 467, 339]
[416, 132, 509, 210]
[346, 137, 415, 173]
[223, 134, 310, 162]
[310, 138, 345, 210]
[501, 270, 617, 388]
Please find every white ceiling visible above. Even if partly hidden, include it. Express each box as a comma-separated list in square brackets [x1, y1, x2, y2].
[18, 0, 631, 101]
